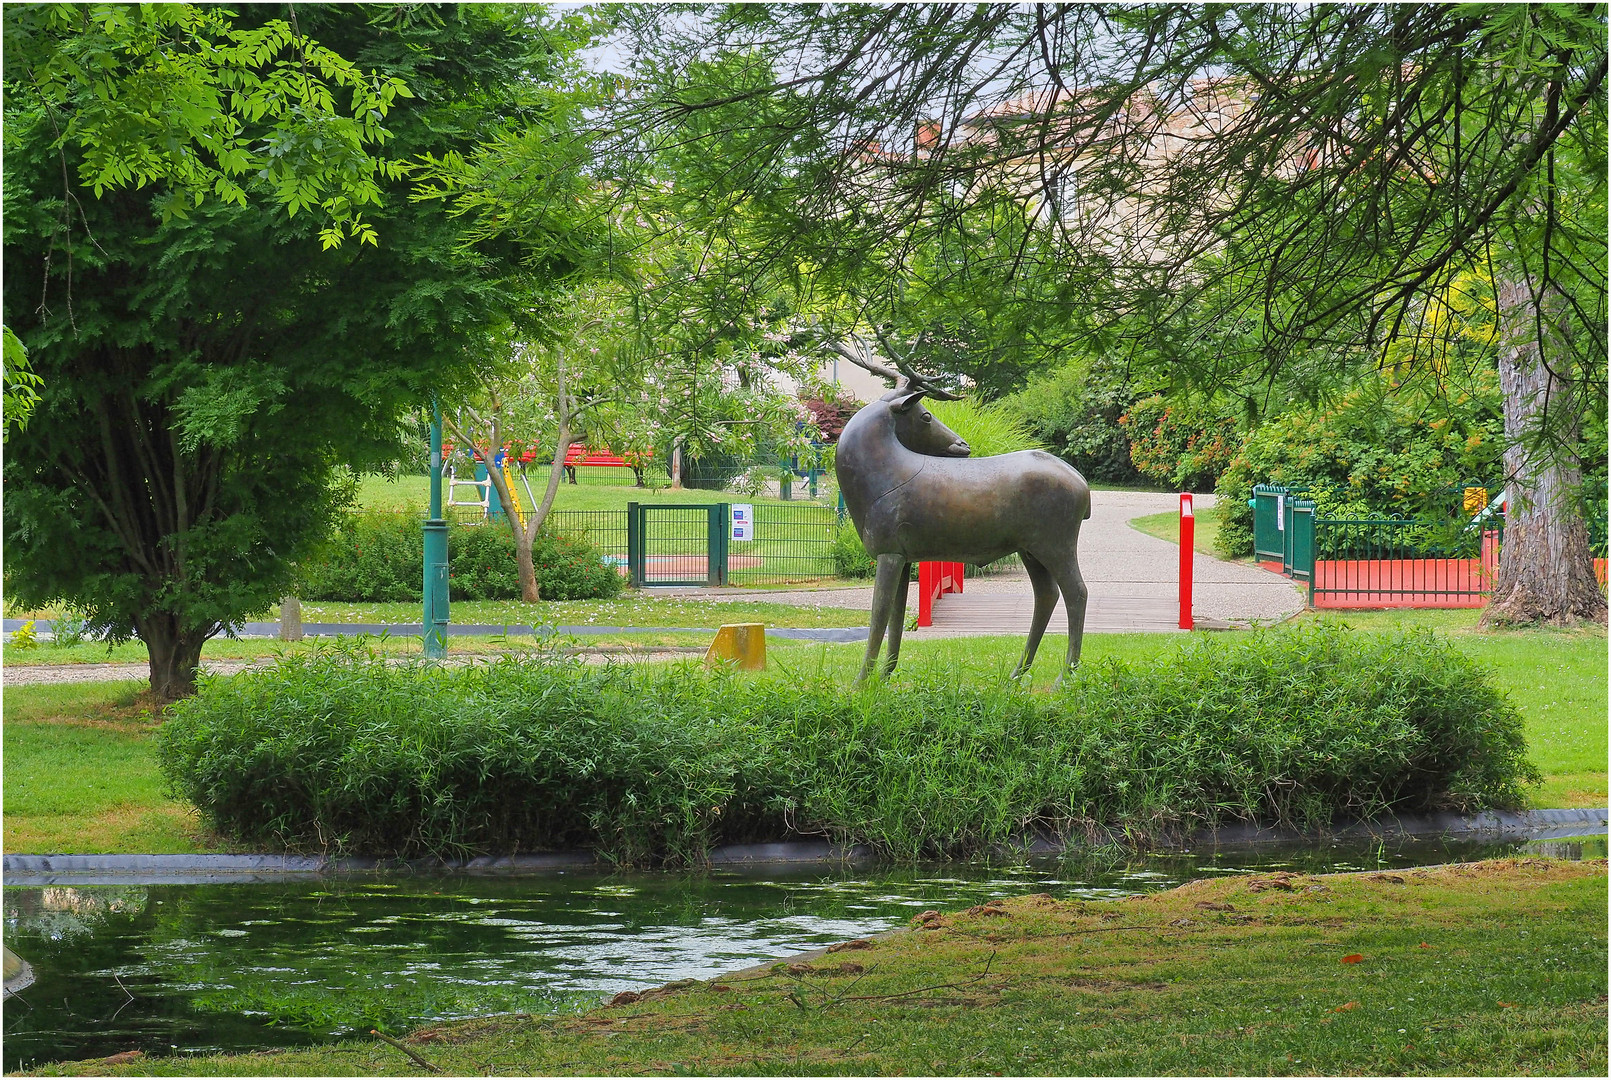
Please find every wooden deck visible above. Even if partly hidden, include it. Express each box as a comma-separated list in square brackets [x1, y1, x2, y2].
[912, 588, 1181, 636]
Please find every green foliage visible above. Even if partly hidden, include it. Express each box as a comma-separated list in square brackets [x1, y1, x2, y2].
[2, 5, 584, 692]
[832, 519, 877, 579]
[9, 621, 39, 650]
[296, 512, 622, 603]
[1214, 387, 1506, 558]
[1000, 358, 1147, 484]
[4, 3, 412, 247]
[159, 625, 1537, 863]
[1119, 395, 1240, 492]
[48, 605, 89, 648]
[925, 397, 1042, 458]
[2, 325, 42, 441]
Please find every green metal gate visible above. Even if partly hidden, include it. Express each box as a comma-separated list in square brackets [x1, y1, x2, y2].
[626, 503, 729, 587]
[1284, 498, 1316, 589]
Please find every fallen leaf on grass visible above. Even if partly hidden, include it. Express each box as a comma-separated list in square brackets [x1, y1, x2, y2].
[94, 1052, 144, 1067]
[1248, 873, 1298, 893]
[1417, 942, 1433, 949]
[1332, 1001, 1360, 1013]
[1498, 1001, 1518, 1008]
[828, 939, 874, 952]
[1341, 954, 1364, 964]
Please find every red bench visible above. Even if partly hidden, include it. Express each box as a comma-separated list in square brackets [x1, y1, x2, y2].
[563, 443, 636, 469]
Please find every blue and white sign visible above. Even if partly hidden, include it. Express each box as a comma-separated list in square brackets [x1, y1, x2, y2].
[731, 504, 753, 542]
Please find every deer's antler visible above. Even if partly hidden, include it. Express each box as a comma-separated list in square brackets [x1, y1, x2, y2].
[822, 338, 903, 384]
[821, 330, 962, 399]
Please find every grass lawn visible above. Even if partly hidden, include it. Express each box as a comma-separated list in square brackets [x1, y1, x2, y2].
[295, 596, 868, 629]
[1129, 502, 1225, 556]
[4, 614, 1603, 856]
[0, 596, 869, 668]
[356, 471, 836, 514]
[27, 858, 1607, 1077]
[0, 682, 216, 854]
[358, 472, 1177, 514]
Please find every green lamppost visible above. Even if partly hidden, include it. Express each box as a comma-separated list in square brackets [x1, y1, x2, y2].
[422, 400, 449, 658]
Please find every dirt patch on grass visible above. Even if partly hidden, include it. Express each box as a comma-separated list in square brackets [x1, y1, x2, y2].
[4, 803, 207, 855]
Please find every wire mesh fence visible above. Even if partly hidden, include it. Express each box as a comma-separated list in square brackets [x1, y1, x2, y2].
[729, 503, 840, 586]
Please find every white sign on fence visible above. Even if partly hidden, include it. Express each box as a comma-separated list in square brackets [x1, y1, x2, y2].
[731, 504, 753, 542]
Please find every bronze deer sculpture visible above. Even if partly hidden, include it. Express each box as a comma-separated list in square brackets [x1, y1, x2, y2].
[834, 364, 1092, 684]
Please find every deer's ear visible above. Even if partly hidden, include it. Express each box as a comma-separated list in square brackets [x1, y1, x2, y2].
[888, 388, 928, 413]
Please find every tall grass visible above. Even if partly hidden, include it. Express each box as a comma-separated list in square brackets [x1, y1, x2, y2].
[158, 625, 1537, 864]
[926, 398, 1043, 457]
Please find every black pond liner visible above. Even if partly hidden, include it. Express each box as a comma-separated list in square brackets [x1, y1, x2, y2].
[4, 807, 1602, 886]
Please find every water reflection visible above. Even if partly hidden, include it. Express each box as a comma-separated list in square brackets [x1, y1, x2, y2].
[0, 838, 1539, 1069]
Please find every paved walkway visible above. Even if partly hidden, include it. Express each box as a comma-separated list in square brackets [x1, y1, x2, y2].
[920, 491, 1304, 636]
[676, 491, 1305, 634]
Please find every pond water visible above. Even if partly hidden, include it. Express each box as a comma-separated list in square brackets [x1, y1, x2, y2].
[3, 836, 1598, 1070]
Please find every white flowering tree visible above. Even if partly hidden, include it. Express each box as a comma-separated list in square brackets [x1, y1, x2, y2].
[444, 288, 638, 601]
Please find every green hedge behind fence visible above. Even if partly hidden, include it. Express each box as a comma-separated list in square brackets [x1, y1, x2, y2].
[296, 511, 623, 602]
[159, 625, 1537, 865]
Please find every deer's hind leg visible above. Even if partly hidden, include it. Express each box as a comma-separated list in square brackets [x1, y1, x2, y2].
[1048, 547, 1089, 684]
[858, 553, 908, 683]
[1013, 551, 1061, 680]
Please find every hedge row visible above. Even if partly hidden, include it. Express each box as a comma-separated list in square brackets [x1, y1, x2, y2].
[296, 511, 622, 602]
[158, 625, 1537, 865]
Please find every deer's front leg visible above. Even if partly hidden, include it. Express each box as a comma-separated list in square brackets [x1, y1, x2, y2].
[858, 553, 907, 684]
[882, 560, 912, 677]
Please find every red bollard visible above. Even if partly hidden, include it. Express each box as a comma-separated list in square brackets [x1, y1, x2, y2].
[1179, 493, 1194, 630]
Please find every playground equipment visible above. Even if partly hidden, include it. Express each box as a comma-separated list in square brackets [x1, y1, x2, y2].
[443, 444, 540, 529]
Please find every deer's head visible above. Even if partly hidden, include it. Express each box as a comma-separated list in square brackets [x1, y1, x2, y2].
[885, 387, 970, 458]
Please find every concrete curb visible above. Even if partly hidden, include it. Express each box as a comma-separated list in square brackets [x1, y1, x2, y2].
[5, 810, 1600, 886]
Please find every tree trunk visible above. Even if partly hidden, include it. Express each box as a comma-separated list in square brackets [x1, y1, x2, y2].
[1481, 279, 1607, 627]
[514, 416, 575, 602]
[514, 536, 541, 603]
[139, 613, 210, 700]
[279, 595, 303, 642]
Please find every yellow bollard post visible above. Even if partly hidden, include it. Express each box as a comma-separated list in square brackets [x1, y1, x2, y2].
[705, 623, 766, 670]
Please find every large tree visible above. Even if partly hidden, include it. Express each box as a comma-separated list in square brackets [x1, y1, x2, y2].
[2, 3, 586, 696]
[612, 2, 1607, 623]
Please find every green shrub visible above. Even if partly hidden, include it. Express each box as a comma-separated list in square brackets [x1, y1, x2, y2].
[528, 531, 625, 601]
[926, 397, 1043, 458]
[298, 512, 425, 602]
[296, 512, 622, 602]
[1213, 387, 1504, 558]
[159, 625, 1537, 864]
[999, 358, 1147, 485]
[1118, 395, 1240, 492]
[48, 605, 89, 648]
[832, 520, 876, 579]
